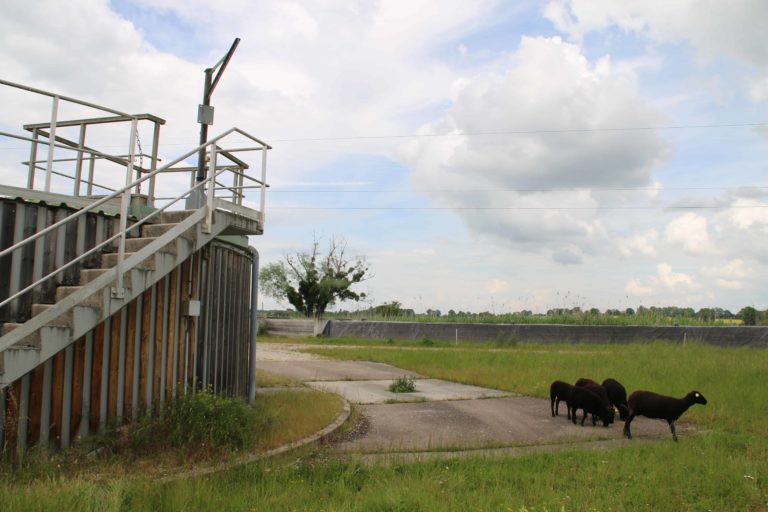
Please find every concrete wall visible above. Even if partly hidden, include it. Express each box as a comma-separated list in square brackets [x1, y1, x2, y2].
[324, 320, 768, 348]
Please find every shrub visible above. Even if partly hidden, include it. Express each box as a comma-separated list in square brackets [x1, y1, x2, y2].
[130, 390, 270, 453]
[389, 376, 416, 393]
[420, 336, 434, 347]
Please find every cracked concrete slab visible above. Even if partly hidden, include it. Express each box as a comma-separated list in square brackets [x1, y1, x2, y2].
[305, 378, 513, 404]
[258, 360, 420, 381]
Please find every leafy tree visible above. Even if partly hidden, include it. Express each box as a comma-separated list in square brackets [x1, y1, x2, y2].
[740, 306, 757, 326]
[260, 237, 369, 318]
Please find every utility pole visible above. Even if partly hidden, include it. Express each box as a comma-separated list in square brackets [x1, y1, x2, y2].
[188, 37, 240, 208]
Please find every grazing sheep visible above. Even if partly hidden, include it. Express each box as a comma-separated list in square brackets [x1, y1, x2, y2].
[566, 386, 613, 427]
[550, 380, 574, 418]
[602, 378, 630, 421]
[623, 390, 708, 441]
[575, 378, 615, 425]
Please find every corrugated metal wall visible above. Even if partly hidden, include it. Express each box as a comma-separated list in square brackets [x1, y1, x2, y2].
[0, 200, 256, 455]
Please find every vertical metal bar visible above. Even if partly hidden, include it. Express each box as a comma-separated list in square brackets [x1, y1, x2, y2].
[54, 210, 67, 286]
[31, 206, 47, 303]
[248, 248, 259, 403]
[39, 359, 53, 445]
[113, 119, 138, 298]
[27, 129, 39, 189]
[259, 144, 268, 225]
[86, 152, 96, 196]
[79, 331, 94, 440]
[99, 317, 111, 432]
[8, 205, 26, 319]
[200, 252, 210, 389]
[204, 145, 217, 233]
[116, 307, 128, 422]
[147, 122, 161, 208]
[17, 374, 31, 456]
[132, 297, 142, 421]
[183, 256, 192, 394]
[171, 265, 182, 399]
[44, 96, 59, 192]
[73, 124, 86, 196]
[61, 345, 74, 449]
[146, 284, 157, 408]
[159, 275, 170, 404]
[75, 214, 87, 263]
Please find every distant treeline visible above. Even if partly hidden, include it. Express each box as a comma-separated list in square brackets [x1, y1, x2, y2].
[261, 303, 764, 327]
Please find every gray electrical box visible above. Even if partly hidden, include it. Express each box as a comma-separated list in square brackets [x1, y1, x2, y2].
[185, 299, 201, 317]
[197, 104, 214, 125]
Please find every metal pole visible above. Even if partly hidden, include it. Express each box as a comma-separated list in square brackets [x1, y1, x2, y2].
[61, 345, 75, 449]
[73, 124, 86, 196]
[17, 374, 31, 457]
[113, 118, 138, 298]
[27, 129, 39, 189]
[204, 145, 217, 233]
[248, 247, 259, 403]
[259, 143, 268, 226]
[80, 331, 94, 440]
[44, 96, 59, 192]
[40, 359, 53, 445]
[147, 121, 161, 208]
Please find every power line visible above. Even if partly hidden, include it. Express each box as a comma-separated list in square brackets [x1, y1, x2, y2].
[270, 204, 768, 211]
[0, 121, 765, 150]
[268, 186, 768, 193]
[266, 121, 768, 143]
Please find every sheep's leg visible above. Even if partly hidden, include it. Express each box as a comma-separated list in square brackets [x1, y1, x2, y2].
[551, 398, 556, 417]
[566, 404, 571, 420]
[623, 413, 635, 439]
[669, 420, 678, 442]
[571, 407, 577, 424]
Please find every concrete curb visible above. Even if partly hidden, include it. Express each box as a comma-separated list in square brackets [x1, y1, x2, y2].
[160, 396, 352, 482]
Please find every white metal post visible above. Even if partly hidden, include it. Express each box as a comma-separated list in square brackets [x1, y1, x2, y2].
[44, 96, 59, 192]
[113, 118, 138, 298]
[204, 144, 217, 233]
[73, 124, 86, 196]
[259, 143, 267, 225]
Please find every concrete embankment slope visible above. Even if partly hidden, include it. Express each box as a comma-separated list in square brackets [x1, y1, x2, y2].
[323, 320, 768, 348]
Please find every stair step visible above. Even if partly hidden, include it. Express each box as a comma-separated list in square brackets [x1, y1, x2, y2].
[0, 344, 41, 379]
[142, 223, 195, 241]
[101, 252, 156, 270]
[79, 268, 109, 285]
[55, 286, 105, 308]
[158, 209, 196, 224]
[123, 237, 178, 255]
[0, 323, 42, 348]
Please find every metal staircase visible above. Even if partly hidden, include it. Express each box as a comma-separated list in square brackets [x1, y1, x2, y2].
[0, 79, 271, 393]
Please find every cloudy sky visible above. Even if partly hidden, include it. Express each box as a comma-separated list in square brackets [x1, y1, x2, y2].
[2, 0, 767, 314]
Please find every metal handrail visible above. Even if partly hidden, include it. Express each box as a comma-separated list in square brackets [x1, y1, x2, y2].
[0, 170, 222, 311]
[0, 126, 264, 261]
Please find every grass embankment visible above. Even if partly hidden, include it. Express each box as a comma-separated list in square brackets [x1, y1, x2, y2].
[3, 339, 767, 511]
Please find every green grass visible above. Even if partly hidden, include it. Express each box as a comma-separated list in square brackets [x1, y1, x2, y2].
[2, 340, 767, 511]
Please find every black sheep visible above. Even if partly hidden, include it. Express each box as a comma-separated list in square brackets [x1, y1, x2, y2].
[623, 390, 708, 441]
[566, 385, 613, 427]
[602, 378, 630, 421]
[575, 378, 615, 425]
[550, 380, 574, 419]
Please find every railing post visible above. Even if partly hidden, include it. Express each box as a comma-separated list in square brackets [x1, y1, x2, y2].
[112, 118, 138, 298]
[27, 129, 39, 189]
[147, 120, 161, 207]
[259, 142, 268, 226]
[73, 123, 86, 196]
[44, 96, 59, 192]
[204, 144, 217, 233]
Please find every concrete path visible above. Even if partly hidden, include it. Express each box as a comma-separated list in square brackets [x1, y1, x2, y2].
[257, 343, 688, 459]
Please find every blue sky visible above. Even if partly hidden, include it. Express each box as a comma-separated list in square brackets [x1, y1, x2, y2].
[2, 0, 767, 314]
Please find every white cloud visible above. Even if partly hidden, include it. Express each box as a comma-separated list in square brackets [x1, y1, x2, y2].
[665, 213, 713, 254]
[544, 0, 768, 102]
[618, 228, 657, 257]
[486, 279, 509, 294]
[656, 263, 694, 289]
[702, 259, 748, 290]
[625, 278, 652, 296]
[402, 36, 667, 258]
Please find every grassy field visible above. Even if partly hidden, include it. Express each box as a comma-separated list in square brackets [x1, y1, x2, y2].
[2, 338, 767, 511]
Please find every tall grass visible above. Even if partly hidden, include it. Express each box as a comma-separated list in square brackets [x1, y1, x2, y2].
[2, 342, 767, 511]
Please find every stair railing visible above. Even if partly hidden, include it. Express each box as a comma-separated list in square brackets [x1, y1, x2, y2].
[0, 126, 270, 354]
